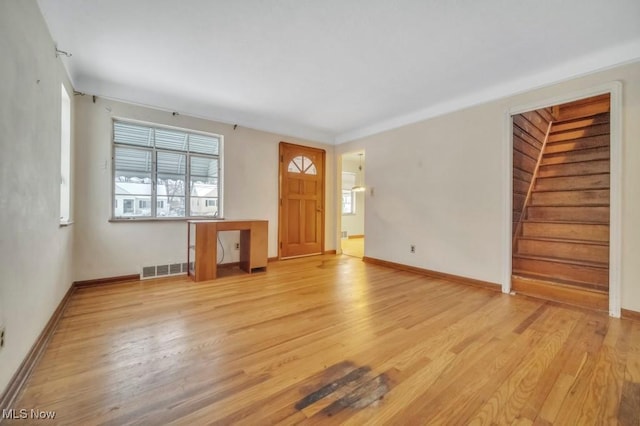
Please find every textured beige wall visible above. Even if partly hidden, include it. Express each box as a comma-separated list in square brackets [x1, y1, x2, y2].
[73, 96, 335, 281]
[0, 0, 76, 393]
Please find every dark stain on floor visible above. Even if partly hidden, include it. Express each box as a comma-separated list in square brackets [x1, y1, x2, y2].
[295, 362, 390, 416]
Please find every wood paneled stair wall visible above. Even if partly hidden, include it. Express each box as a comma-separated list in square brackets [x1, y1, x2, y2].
[512, 94, 611, 311]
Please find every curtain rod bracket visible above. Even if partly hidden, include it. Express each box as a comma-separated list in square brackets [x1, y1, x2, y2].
[55, 45, 72, 58]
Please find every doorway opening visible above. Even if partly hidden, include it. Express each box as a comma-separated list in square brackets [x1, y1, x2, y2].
[511, 94, 611, 311]
[340, 151, 365, 258]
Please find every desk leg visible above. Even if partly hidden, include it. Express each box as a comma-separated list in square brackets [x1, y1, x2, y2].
[195, 223, 218, 281]
[239, 229, 251, 273]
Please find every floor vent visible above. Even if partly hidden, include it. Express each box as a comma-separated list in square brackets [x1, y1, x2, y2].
[141, 263, 188, 280]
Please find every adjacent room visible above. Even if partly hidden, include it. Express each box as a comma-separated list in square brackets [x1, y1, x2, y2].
[1, 0, 640, 423]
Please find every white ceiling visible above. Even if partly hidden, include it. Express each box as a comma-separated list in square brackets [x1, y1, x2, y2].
[37, 0, 640, 144]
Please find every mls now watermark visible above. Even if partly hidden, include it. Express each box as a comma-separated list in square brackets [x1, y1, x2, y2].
[2, 409, 56, 420]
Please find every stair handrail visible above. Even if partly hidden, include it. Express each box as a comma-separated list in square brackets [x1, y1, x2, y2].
[513, 120, 554, 249]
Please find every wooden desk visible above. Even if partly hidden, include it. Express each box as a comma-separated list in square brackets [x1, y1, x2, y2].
[187, 220, 268, 281]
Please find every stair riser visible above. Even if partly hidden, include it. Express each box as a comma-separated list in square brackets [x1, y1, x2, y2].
[550, 114, 609, 133]
[511, 276, 608, 311]
[547, 123, 609, 143]
[512, 257, 608, 289]
[531, 190, 609, 206]
[522, 222, 609, 242]
[516, 240, 609, 264]
[556, 97, 610, 121]
[542, 147, 609, 165]
[534, 174, 609, 191]
[538, 160, 609, 178]
[545, 135, 609, 154]
[526, 206, 609, 223]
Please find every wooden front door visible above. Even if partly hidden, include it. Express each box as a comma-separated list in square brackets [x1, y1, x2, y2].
[279, 142, 325, 259]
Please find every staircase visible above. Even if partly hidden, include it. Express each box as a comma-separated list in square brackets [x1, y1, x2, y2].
[512, 105, 610, 310]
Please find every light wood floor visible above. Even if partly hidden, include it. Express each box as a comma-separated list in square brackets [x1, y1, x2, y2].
[8, 255, 640, 425]
[341, 237, 364, 259]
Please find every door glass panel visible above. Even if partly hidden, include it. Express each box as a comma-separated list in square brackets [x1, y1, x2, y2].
[288, 156, 317, 175]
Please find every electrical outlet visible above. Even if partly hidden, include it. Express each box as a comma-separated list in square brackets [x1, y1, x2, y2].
[0, 326, 5, 348]
[235, 243, 240, 250]
[410, 244, 416, 253]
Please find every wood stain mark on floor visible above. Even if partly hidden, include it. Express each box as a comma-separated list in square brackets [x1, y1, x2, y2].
[321, 374, 389, 416]
[295, 366, 371, 410]
[295, 362, 390, 416]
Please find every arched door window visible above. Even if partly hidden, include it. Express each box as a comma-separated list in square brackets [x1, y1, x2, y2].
[287, 155, 317, 175]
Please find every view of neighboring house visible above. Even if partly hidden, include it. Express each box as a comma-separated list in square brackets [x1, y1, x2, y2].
[190, 183, 219, 217]
[114, 181, 169, 217]
[114, 180, 219, 218]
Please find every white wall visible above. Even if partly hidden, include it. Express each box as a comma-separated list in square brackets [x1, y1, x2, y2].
[337, 60, 640, 313]
[341, 155, 365, 237]
[0, 0, 75, 394]
[74, 96, 335, 281]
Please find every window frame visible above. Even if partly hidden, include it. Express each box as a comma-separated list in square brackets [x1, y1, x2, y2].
[111, 118, 224, 221]
[341, 171, 357, 215]
[59, 84, 72, 225]
[342, 189, 356, 215]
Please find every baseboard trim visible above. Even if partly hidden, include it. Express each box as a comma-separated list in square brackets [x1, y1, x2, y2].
[268, 257, 279, 263]
[622, 308, 640, 322]
[74, 274, 140, 288]
[363, 256, 501, 292]
[347, 235, 364, 239]
[0, 284, 75, 412]
[324, 250, 337, 255]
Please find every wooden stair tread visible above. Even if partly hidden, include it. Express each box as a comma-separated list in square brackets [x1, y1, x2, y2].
[516, 236, 609, 246]
[535, 171, 609, 177]
[523, 219, 609, 225]
[542, 147, 609, 162]
[525, 206, 609, 223]
[537, 159, 610, 178]
[512, 263, 609, 291]
[550, 112, 609, 127]
[511, 269, 608, 293]
[511, 273, 609, 311]
[512, 273, 608, 295]
[513, 253, 607, 269]
[528, 203, 609, 208]
[532, 188, 609, 193]
[547, 125, 610, 142]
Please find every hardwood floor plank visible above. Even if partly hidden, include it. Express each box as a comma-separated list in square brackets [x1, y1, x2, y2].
[5, 254, 638, 425]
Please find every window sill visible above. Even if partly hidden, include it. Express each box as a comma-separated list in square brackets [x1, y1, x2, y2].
[109, 217, 225, 223]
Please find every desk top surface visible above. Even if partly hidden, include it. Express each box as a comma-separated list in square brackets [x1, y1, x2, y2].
[187, 219, 268, 224]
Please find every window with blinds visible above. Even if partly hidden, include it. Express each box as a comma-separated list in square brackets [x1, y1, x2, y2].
[112, 120, 222, 219]
[341, 172, 356, 215]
